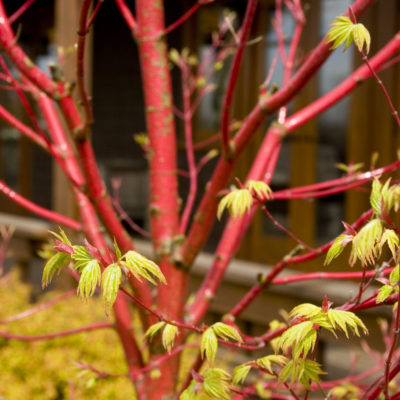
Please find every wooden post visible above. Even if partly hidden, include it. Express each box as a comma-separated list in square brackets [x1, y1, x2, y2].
[53, 0, 92, 222]
[288, 0, 319, 251]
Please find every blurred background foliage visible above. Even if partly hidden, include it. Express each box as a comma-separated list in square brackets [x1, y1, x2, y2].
[0, 270, 136, 400]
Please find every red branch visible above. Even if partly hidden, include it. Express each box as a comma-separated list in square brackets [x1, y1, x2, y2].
[114, 0, 137, 34]
[272, 266, 393, 285]
[0, 3, 56, 95]
[0, 104, 48, 151]
[163, 3, 201, 36]
[8, 0, 36, 24]
[220, 0, 258, 158]
[134, 0, 187, 395]
[76, 0, 94, 129]
[87, 0, 103, 29]
[0, 180, 81, 230]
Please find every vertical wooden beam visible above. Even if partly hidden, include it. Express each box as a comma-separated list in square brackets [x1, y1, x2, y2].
[288, 0, 319, 247]
[53, 0, 92, 220]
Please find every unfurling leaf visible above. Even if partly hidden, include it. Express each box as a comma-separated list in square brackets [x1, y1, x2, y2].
[113, 238, 122, 261]
[202, 368, 231, 400]
[327, 309, 368, 338]
[169, 48, 180, 64]
[49, 228, 72, 246]
[371, 178, 397, 216]
[38, 242, 55, 260]
[377, 285, 394, 303]
[42, 252, 70, 288]
[217, 188, 253, 220]
[121, 251, 166, 285]
[133, 133, 149, 147]
[256, 355, 288, 373]
[232, 364, 251, 385]
[256, 383, 272, 399]
[211, 322, 243, 343]
[71, 245, 94, 272]
[331, 383, 361, 399]
[246, 180, 272, 201]
[144, 321, 166, 340]
[201, 327, 218, 364]
[353, 23, 371, 54]
[326, 16, 355, 51]
[370, 178, 382, 215]
[381, 230, 400, 262]
[324, 234, 352, 265]
[390, 265, 400, 286]
[162, 324, 179, 353]
[277, 321, 314, 356]
[179, 380, 198, 400]
[269, 320, 287, 352]
[77, 259, 101, 298]
[292, 329, 318, 359]
[335, 162, 364, 173]
[350, 219, 383, 266]
[101, 263, 121, 314]
[326, 16, 371, 54]
[289, 303, 322, 320]
[279, 359, 325, 390]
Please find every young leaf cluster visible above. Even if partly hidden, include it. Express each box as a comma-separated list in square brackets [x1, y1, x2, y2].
[272, 303, 367, 388]
[349, 218, 383, 266]
[200, 322, 242, 364]
[230, 302, 366, 392]
[370, 179, 400, 217]
[376, 265, 399, 303]
[326, 16, 371, 54]
[232, 355, 288, 385]
[144, 321, 179, 353]
[101, 263, 121, 314]
[202, 369, 231, 400]
[325, 179, 400, 266]
[42, 230, 166, 315]
[180, 369, 231, 400]
[329, 382, 361, 399]
[42, 252, 71, 288]
[217, 180, 272, 220]
[278, 358, 325, 390]
[121, 250, 166, 285]
[286, 303, 368, 340]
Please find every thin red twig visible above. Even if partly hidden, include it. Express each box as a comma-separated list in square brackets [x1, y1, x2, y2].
[0, 322, 113, 341]
[220, 0, 258, 158]
[114, 0, 137, 34]
[0, 180, 82, 230]
[383, 289, 400, 397]
[77, 0, 94, 129]
[87, 0, 103, 29]
[0, 290, 75, 324]
[8, 0, 35, 23]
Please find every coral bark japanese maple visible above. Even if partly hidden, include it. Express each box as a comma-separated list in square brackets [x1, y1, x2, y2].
[1, 0, 400, 399]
